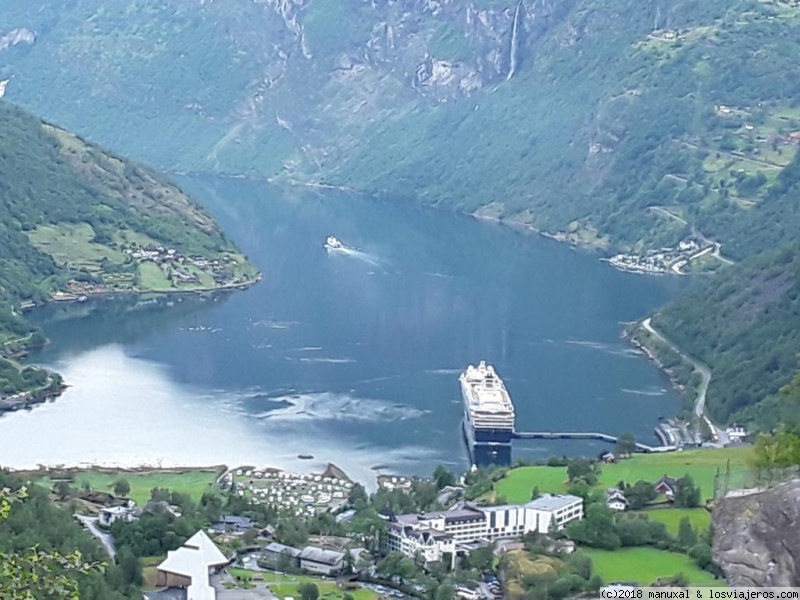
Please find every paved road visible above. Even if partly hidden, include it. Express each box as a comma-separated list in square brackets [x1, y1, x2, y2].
[75, 515, 117, 559]
[642, 318, 729, 445]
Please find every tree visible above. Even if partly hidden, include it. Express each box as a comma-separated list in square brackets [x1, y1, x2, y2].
[434, 583, 455, 600]
[567, 552, 593, 580]
[433, 465, 456, 490]
[348, 483, 368, 508]
[377, 552, 417, 583]
[677, 517, 698, 550]
[531, 486, 541, 500]
[674, 475, 702, 508]
[625, 480, 657, 510]
[243, 527, 259, 546]
[113, 479, 131, 497]
[54, 480, 75, 501]
[689, 543, 713, 570]
[567, 459, 598, 485]
[463, 542, 494, 572]
[298, 582, 319, 600]
[114, 479, 131, 496]
[565, 505, 620, 550]
[615, 433, 637, 456]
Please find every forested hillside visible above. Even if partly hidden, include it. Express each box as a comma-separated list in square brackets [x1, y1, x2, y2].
[652, 245, 800, 429]
[0, 100, 257, 401]
[3, 0, 800, 255]
[0, 470, 139, 598]
[647, 147, 800, 429]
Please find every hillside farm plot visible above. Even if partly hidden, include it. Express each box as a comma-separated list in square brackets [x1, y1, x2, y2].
[583, 547, 722, 585]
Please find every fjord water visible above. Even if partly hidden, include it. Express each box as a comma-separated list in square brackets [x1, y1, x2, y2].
[0, 177, 682, 482]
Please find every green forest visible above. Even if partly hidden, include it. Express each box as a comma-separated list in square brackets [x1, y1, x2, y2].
[0, 471, 139, 598]
[0, 100, 256, 399]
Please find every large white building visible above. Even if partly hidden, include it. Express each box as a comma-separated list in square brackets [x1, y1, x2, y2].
[155, 530, 229, 600]
[384, 495, 583, 565]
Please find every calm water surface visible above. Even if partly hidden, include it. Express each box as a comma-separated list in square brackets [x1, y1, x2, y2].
[0, 178, 683, 483]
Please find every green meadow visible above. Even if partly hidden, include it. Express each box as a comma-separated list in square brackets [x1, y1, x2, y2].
[584, 547, 721, 585]
[494, 447, 750, 503]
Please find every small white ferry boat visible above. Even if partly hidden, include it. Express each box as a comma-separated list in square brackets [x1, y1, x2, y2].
[325, 236, 344, 250]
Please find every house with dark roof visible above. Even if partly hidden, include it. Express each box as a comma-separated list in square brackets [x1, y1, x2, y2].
[210, 515, 254, 533]
[654, 476, 679, 500]
[260, 542, 302, 569]
[299, 546, 346, 575]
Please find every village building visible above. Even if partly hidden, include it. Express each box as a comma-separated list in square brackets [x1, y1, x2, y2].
[299, 546, 346, 576]
[155, 530, 228, 600]
[210, 515, 254, 533]
[605, 489, 629, 512]
[98, 505, 140, 527]
[384, 495, 583, 565]
[260, 542, 302, 569]
[654, 476, 679, 501]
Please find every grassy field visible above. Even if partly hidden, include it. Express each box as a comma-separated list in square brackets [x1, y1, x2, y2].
[494, 447, 750, 504]
[641, 508, 711, 535]
[232, 571, 379, 600]
[136, 261, 173, 291]
[36, 468, 222, 505]
[584, 547, 721, 586]
[28, 223, 125, 270]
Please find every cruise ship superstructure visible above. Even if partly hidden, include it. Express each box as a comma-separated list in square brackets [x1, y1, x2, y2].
[460, 361, 515, 466]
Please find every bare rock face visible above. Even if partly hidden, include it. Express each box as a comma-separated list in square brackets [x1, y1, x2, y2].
[712, 479, 800, 587]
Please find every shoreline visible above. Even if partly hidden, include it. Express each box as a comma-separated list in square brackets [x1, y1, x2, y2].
[22, 272, 262, 313]
[3, 274, 262, 413]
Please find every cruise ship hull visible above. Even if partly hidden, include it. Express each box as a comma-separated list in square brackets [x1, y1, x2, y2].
[462, 418, 512, 467]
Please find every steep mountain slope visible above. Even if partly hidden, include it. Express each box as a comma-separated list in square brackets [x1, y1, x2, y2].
[0, 100, 257, 403]
[3, 0, 800, 254]
[652, 245, 800, 428]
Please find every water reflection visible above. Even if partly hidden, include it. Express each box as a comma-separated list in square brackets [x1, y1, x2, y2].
[0, 346, 435, 483]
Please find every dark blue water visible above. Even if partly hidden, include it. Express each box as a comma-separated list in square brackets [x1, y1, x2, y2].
[0, 178, 683, 482]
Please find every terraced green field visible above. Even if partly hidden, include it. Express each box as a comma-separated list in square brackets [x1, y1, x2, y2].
[584, 547, 722, 585]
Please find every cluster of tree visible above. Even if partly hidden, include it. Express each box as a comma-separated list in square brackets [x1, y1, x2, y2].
[0, 470, 139, 598]
[463, 465, 508, 500]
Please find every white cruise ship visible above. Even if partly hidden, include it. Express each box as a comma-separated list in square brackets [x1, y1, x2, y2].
[459, 361, 515, 465]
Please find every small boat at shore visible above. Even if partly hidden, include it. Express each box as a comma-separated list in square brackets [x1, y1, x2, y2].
[325, 236, 344, 250]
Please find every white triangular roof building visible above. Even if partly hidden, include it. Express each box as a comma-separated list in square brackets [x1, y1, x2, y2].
[157, 530, 228, 600]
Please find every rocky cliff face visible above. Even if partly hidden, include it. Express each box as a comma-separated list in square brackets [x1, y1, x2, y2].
[712, 480, 800, 587]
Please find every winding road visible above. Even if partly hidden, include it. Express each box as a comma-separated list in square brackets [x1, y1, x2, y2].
[642, 318, 729, 445]
[75, 515, 117, 559]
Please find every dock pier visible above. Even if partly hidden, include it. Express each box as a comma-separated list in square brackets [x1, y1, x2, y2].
[512, 430, 675, 453]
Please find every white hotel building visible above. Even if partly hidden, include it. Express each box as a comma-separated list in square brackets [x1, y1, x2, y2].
[384, 494, 583, 565]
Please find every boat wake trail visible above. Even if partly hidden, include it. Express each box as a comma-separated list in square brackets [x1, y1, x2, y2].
[621, 387, 668, 397]
[329, 246, 385, 267]
[564, 339, 640, 358]
[255, 392, 427, 423]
